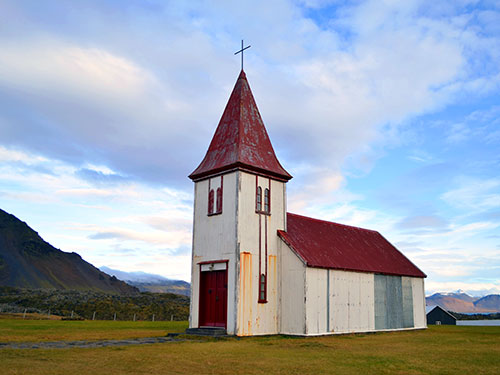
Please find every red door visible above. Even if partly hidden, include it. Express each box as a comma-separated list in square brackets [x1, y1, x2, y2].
[199, 270, 227, 328]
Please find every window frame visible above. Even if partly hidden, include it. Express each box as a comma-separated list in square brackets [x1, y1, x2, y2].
[258, 273, 267, 303]
[208, 189, 215, 215]
[256, 186, 262, 212]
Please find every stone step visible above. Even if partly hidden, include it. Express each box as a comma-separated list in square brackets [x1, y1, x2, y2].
[185, 327, 228, 336]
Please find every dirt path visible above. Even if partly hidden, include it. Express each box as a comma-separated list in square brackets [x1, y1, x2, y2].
[0, 336, 184, 349]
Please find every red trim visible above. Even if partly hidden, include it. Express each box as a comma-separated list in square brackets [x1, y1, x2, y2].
[255, 175, 258, 211]
[215, 175, 223, 214]
[268, 178, 271, 213]
[198, 259, 229, 265]
[264, 213, 268, 303]
[258, 214, 261, 287]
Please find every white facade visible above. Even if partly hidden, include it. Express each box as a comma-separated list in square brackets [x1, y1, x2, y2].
[190, 170, 287, 336]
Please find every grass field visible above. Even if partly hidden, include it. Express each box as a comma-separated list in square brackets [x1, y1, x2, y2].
[1, 318, 499, 375]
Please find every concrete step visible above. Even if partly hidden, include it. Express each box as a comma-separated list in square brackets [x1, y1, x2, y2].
[185, 327, 228, 336]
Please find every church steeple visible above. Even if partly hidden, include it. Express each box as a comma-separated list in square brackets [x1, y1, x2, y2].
[189, 70, 292, 182]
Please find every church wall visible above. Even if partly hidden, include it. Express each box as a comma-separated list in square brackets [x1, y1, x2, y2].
[304, 269, 375, 335]
[279, 241, 306, 335]
[411, 277, 426, 328]
[236, 172, 286, 336]
[329, 270, 375, 334]
[190, 172, 238, 334]
[305, 267, 328, 334]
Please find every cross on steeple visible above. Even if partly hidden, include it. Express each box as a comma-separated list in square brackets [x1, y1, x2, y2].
[234, 40, 251, 71]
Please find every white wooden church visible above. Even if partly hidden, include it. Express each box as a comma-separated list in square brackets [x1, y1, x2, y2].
[188, 70, 426, 336]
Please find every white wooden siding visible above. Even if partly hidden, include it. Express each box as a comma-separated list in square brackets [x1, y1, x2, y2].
[411, 277, 426, 328]
[279, 241, 306, 335]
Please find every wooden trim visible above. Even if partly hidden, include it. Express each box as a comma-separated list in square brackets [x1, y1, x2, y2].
[198, 259, 229, 265]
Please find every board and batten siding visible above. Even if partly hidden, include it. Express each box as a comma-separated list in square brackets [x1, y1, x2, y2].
[305, 268, 375, 335]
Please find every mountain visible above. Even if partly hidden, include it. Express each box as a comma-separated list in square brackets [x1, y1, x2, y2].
[100, 266, 190, 296]
[426, 292, 500, 313]
[0, 208, 138, 294]
[474, 295, 500, 310]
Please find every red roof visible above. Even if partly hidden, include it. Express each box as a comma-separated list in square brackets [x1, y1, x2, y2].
[278, 213, 426, 278]
[189, 70, 292, 181]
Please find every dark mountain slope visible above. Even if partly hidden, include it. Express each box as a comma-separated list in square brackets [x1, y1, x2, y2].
[0, 208, 137, 294]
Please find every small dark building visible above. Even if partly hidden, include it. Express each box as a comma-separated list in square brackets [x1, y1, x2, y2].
[426, 305, 457, 325]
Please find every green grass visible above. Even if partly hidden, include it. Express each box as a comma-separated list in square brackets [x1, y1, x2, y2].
[0, 316, 188, 342]
[0, 322, 499, 375]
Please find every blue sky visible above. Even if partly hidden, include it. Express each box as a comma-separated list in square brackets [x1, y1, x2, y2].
[0, 0, 499, 295]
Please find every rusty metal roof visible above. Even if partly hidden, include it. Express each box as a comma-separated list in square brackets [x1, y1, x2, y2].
[278, 213, 426, 278]
[189, 70, 292, 181]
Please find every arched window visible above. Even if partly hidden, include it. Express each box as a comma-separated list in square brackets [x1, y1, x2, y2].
[216, 187, 222, 213]
[208, 189, 214, 215]
[259, 273, 267, 302]
[256, 186, 262, 211]
[264, 188, 270, 213]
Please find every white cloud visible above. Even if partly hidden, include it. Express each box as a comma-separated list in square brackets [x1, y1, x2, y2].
[426, 281, 500, 297]
[441, 178, 500, 210]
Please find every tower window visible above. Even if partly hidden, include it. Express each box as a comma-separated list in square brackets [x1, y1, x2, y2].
[216, 187, 222, 214]
[256, 186, 262, 211]
[208, 189, 214, 215]
[264, 188, 270, 213]
[259, 273, 267, 303]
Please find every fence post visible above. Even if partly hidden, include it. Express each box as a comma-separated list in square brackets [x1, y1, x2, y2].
[23, 309, 27, 319]
[152, 314, 155, 322]
[114, 313, 116, 321]
[71, 310, 74, 319]
[133, 313, 136, 322]
[92, 311, 96, 321]
[171, 314, 173, 321]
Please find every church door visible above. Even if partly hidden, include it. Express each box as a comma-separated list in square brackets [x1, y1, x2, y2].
[199, 268, 227, 328]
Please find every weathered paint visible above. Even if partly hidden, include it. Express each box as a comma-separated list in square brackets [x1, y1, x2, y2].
[239, 251, 252, 336]
[190, 172, 239, 334]
[235, 172, 285, 335]
[402, 277, 414, 328]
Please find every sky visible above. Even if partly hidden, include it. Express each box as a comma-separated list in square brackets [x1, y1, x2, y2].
[0, 0, 499, 296]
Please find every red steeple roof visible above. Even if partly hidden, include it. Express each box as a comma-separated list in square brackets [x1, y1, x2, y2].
[189, 70, 292, 181]
[278, 213, 426, 278]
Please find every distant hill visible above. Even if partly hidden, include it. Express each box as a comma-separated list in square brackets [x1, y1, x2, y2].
[0, 208, 138, 294]
[100, 267, 190, 296]
[426, 292, 500, 313]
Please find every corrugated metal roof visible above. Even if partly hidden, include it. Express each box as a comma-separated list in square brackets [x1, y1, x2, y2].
[278, 213, 426, 278]
[189, 70, 292, 182]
